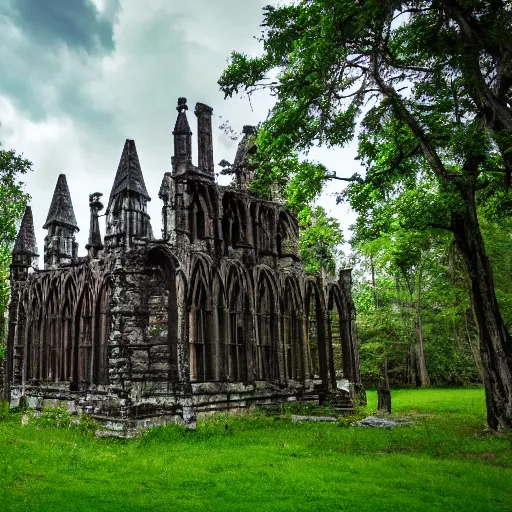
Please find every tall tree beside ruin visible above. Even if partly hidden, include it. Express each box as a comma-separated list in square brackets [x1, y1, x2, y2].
[0, 143, 31, 357]
[219, 0, 512, 430]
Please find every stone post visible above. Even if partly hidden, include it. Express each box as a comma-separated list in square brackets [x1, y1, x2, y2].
[194, 103, 214, 176]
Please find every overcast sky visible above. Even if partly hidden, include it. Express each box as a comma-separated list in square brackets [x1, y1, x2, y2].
[0, 0, 363, 260]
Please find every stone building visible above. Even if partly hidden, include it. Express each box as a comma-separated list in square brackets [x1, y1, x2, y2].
[2, 99, 361, 431]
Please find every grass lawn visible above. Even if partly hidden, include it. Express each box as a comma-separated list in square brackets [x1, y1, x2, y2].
[1, 388, 511, 511]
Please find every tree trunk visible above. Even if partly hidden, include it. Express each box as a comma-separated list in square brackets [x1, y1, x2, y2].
[451, 183, 512, 431]
[415, 267, 429, 387]
[464, 309, 484, 382]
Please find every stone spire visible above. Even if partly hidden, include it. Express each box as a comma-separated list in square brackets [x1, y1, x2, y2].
[43, 174, 79, 269]
[43, 174, 78, 230]
[86, 192, 104, 258]
[12, 206, 39, 268]
[105, 139, 153, 247]
[108, 139, 150, 209]
[194, 102, 214, 176]
[172, 97, 192, 170]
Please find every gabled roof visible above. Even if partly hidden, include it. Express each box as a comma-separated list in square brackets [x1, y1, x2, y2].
[13, 206, 38, 255]
[109, 139, 151, 204]
[43, 174, 79, 230]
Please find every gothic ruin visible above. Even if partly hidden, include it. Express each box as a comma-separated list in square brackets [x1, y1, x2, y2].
[2, 99, 362, 432]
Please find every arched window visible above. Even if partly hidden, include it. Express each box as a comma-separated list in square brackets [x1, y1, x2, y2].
[258, 207, 274, 254]
[147, 248, 179, 383]
[227, 276, 248, 381]
[94, 283, 110, 385]
[189, 275, 213, 381]
[45, 289, 59, 382]
[283, 279, 302, 381]
[306, 283, 326, 383]
[61, 279, 76, 382]
[189, 186, 212, 242]
[328, 290, 343, 378]
[277, 211, 299, 259]
[25, 295, 41, 382]
[222, 194, 246, 250]
[255, 274, 277, 381]
[78, 286, 94, 387]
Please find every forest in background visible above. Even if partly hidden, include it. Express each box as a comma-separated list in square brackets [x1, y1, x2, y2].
[219, 0, 512, 430]
[349, 216, 512, 389]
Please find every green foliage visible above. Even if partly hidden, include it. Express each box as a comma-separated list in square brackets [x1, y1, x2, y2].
[29, 408, 72, 430]
[0, 401, 9, 420]
[0, 143, 31, 360]
[351, 211, 482, 389]
[298, 206, 343, 274]
[1, 389, 511, 510]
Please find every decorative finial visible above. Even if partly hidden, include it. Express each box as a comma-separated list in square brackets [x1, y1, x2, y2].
[177, 97, 188, 112]
[242, 125, 257, 135]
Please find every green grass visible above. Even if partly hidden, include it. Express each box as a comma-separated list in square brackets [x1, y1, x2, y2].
[1, 388, 511, 511]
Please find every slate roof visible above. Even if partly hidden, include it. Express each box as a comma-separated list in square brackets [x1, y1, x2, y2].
[109, 139, 151, 204]
[13, 206, 39, 255]
[43, 174, 78, 230]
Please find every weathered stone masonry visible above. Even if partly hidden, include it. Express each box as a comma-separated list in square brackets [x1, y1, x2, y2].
[2, 98, 362, 431]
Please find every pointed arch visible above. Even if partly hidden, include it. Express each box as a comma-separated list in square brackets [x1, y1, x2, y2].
[188, 183, 215, 241]
[147, 247, 179, 383]
[44, 279, 60, 382]
[305, 280, 328, 388]
[281, 275, 304, 381]
[77, 283, 94, 387]
[222, 192, 247, 250]
[327, 284, 356, 383]
[225, 264, 253, 382]
[189, 258, 213, 381]
[277, 210, 299, 260]
[25, 282, 43, 382]
[255, 268, 279, 381]
[61, 275, 77, 382]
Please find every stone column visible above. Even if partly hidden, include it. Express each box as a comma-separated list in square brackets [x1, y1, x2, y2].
[194, 103, 214, 176]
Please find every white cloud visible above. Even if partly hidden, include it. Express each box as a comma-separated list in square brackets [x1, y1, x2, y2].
[0, 0, 363, 266]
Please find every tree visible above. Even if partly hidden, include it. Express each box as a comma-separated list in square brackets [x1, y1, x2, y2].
[298, 206, 343, 274]
[0, 143, 31, 359]
[219, 1, 512, 430]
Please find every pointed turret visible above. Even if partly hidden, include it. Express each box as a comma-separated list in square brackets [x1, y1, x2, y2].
[43, 174, 78, 230]
[108, 139, 150, 209]
[43, 175, 79, 269]
[12, 206, 39, 269]
[86, 192, 104, 258]
[105, 139, 153, 248]
[172, 97, 192, 171]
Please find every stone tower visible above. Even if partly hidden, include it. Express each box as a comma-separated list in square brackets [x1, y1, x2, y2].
[43, 174, 79, 269]
[105, 139, 153, 248]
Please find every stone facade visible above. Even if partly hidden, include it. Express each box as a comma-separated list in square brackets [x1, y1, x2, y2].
[2, 99, 362, 432]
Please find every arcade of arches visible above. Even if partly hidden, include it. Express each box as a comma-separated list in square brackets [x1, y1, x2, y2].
[3, 99, 361, 430]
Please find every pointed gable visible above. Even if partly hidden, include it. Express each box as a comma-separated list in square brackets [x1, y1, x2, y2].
[109, 139, 151, 206]
[13, 206, 38, 256]
[43, 174, 79, 230]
